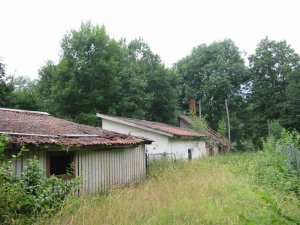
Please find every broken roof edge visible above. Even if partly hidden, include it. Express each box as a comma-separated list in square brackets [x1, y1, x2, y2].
[0, 108, 50, 116]
[96, 113, 174, 137]
[178, 115, 230, 146]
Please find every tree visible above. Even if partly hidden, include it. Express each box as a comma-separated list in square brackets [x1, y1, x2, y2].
[248, 38, 300, 143]
[37, 22, 124, 123]
[37, 23, 178, 125]
[37, 61, 57, 113]
[217, 119, 227, 138]
[9, 76, 39, 111]
[0, 60, 14, 107]
[283, 67, 300, 131]
[175, 39, 248, 144]
[115, 39, 178, 124]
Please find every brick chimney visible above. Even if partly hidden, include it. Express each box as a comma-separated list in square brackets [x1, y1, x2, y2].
[189, 99, 196, 114]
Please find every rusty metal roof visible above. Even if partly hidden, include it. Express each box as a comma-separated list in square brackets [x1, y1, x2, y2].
[98, 114, 207, 138]
[0, 108, 146, 146]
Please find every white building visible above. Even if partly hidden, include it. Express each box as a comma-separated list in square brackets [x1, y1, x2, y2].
[97, 114, 209, 160]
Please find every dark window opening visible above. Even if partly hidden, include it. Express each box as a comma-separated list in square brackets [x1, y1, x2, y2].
[47, 152, 74, 179]
[209, 146, 213, 156]
[218, 146, 222, 154]
[188, 149, 192, 161]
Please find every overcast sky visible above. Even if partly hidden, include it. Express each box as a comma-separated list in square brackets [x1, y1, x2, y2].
[1, 0, 300, 79]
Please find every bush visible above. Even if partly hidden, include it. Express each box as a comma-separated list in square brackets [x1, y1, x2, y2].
[189, 115, 208, 133]
[0, 137, 80, 224]
[256, 130, 300, 196]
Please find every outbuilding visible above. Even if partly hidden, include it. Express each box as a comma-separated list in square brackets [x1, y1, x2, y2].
[178, 115, 230, 155]
[97, 114, 208, 160]
[0, 108, 150, 193]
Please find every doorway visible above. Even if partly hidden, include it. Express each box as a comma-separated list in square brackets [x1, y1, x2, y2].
[188, 149, 192, 161]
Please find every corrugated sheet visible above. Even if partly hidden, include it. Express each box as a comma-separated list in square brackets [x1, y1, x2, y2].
[79, 145, 146, 193]
[11, 145, 146, 193]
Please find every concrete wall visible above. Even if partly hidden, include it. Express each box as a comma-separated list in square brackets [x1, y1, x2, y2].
[169, 138, 207, 159]
[102, 119, 169, 154]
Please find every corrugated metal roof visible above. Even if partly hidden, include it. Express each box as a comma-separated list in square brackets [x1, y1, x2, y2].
[0, 108, 145, 146]
[98, 114, 207, 138]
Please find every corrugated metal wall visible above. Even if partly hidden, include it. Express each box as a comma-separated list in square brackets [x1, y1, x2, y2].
[11, 150, 46, 177]
[10, 144, 146, 194]
[78, 145, 146, 193]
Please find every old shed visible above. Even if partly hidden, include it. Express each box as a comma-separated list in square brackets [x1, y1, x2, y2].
[97, 114, 208, 160]
[0, 108, 150, 193]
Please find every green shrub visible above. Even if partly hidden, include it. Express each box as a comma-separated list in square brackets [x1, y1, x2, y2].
[189, 114, 208, 133]
[268, 120, 284, 140]
[256, 130, 300, 196]
[0, 136, 80, 224]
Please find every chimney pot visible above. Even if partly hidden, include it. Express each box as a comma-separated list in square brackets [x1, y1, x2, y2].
[189, 99, 196, 114]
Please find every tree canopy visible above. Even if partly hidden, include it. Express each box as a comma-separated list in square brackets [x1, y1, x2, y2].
[247, 38, 300, 144]
[36, 22, 178, 125]
[175, 39, 249, 146]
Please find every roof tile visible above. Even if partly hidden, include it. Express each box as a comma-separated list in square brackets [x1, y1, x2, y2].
[104, 115, 206, 137]
[0, 108, 144, 146]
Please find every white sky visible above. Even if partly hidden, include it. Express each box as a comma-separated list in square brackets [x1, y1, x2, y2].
[1, 0, 300, 79]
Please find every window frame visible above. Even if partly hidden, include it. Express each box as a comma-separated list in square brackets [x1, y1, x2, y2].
[46, 151, 76, 180]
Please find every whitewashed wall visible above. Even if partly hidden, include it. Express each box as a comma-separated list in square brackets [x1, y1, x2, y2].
[102, 119, 169, 154]
[169, 138, 207, 159]
[10, 144, 146, 194]
[102, 119, 208, 160]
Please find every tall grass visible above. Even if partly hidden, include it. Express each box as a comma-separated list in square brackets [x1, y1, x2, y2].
[45, 153, 300, 225]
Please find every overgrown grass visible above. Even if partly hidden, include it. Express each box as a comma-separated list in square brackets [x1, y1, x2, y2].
[45, 153, 300, 225]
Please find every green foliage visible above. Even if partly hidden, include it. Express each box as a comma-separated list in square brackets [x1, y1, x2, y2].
[0, 135, 9, 161]
[116, 38, 178, 124]
[9, 76, 40, 111]
[217, 119, 227, 138]
[283, 67, 300, 131]
[256, 130, 300, 195]
[36, 23, 178, 125]
[73, 112, 100, 126]
[189, 114, 208, 133]
[0, 61, 14, 107]
[175, 39, 249, 143]
[268, 120, 284, 139]
[248, 37, 300, 145]
[0, 143, 79, 224]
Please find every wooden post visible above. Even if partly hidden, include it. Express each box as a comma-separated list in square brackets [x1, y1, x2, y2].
[225, 99, 231, 143]
[198, 99, 202, 119]
[267, 119, 270, 137]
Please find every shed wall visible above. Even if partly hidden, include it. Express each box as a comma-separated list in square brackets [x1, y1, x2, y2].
[78, 145, 146, 193]
[11, 149, 46, 177]
[10, 144, 146, 194]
